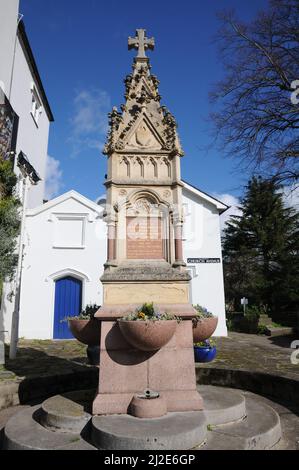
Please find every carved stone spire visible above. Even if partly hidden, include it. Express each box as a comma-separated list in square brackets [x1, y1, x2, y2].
[103, 29, 184, 157]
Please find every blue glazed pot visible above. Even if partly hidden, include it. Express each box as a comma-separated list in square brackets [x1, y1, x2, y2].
[194, 346, 217, 363]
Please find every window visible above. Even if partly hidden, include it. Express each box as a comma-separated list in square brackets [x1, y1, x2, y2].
[52, 214, 87, 249]
[30, 84, 42, 125]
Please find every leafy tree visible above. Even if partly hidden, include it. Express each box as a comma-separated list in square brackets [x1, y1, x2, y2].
[0, 159, 20, 286]
[223, 177, 299, 317]
[211, 0, 299, 185]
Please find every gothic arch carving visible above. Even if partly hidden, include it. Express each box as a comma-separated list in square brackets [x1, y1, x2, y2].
[136, 157, 144, 177]
[148, 157, 158, 178]
[120, 156, 130, 177]
[160, 157, 171, 179]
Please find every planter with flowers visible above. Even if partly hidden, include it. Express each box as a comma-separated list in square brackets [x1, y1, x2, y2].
[192, 305, 218, 342]
[194, 339, 217, 363]
[66, 304, 101, 346]
[118, 302, 179, 352]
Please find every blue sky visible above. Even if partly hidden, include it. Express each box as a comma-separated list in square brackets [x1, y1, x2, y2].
[20, 0, 268, 207]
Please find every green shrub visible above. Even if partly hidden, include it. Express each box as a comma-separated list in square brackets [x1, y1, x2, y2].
[257, 324, 269, 335]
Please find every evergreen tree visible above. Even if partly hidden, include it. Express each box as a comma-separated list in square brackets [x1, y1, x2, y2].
[223, 177, 299, 317]
[0, 159, 20, 288]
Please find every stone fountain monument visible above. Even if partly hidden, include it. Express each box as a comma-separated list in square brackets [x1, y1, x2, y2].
[1, 29, 283, 452]
[93, 29, 202, 425]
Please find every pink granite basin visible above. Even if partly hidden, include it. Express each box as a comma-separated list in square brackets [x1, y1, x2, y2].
[68, 319, 101, 346]
[118, 320, 177, 351]
[192, 316, 218, 342]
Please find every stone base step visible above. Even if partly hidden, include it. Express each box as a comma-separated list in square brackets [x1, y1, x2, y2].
[258, 315, 273, 326]
[40, 391, 92, 433]
[200, 385, 246, 425]
[3, 406, 85, 450]
[265, 327, 295, 337]
[2, 386, 283, 450]
[92, 411, 206, 450]
[201, 397, 281, 450]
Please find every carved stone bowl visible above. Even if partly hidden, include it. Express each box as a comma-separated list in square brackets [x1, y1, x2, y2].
[118, 319, 177, 351]
[192, 317, 218, 342]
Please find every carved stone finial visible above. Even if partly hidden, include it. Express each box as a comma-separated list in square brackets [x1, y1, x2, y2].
[128, 29, 155, 59]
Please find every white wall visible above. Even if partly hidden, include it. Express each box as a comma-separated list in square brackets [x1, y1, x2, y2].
[0, 0, 51, 209]
[10, 34, 50, 208]
[182, 187, 227, 336]
[0, 0, 19, 96]
[3, 194, 107, 339]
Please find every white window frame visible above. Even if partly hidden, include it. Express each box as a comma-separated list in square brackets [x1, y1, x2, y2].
[52, 213, 87, 249]
[30, 83, 42, 126]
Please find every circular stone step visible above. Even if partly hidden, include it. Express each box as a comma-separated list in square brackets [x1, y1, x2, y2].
[91, 411, 207, 450]
[2, 386, 284, 451]
[199, 385, 246, 425]
[201, 396, 282, 450]
[40, 394, 91, 433]
[3, 405, 87, 450]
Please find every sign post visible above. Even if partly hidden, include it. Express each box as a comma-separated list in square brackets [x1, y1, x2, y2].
[241, 297, 248, 315]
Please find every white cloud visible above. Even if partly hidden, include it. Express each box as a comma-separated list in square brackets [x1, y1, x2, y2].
[45, 155, 63, 199]
[69, 89, 111, 156]
[283, 186, 299, 210]
[212, 193, 242, 231]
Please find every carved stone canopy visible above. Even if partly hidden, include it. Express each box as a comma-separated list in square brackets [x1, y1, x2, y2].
[103, 30, 184, 157]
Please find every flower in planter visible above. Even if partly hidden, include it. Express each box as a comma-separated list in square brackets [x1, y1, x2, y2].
[118, 302, 180, 351]
[194, 338, 217, 363]
[64, 304, 101, 346]
[61, 304, 100, 322]
[122, 302, 180, 322]
[194, 338, 216, 348]
[192, 306, 218, 342]
[192, 305, 215, 327]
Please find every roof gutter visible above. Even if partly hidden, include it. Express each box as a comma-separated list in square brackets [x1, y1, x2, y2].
[17, 20, 54, 122]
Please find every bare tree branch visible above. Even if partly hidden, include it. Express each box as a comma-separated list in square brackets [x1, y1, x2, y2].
[211, 0, 299, 185]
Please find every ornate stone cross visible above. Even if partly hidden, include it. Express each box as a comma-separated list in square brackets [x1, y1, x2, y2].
[128, 29, 155, 59]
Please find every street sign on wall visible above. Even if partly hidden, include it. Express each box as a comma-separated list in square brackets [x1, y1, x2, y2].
[187, 258, 221, 264]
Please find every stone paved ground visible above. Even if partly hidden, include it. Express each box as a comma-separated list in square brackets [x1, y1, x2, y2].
[0, 339, 89, 384]
[0, 331, 298, 385]
[202, 332, 299, 380]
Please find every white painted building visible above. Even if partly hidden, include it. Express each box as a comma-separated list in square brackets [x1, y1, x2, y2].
[3, 191, 106, 340]
[0, 0, 54, 208]
[182, 181, 228, 336]
[2, 181, 228, 341]
[0, 0, 53, 357]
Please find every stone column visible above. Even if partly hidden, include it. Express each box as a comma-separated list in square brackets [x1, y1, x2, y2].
[173, 221, 186, 268]
[104, 215, 118, 269]
[107, 222, 116, 261]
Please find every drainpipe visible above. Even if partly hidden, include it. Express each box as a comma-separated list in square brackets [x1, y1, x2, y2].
[9, 174, 29, 359]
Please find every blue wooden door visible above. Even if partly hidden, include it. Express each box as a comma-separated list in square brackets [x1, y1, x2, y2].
[53, 276, 82, 339]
